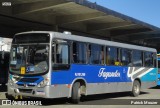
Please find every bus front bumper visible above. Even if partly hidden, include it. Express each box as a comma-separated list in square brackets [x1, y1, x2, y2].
[7, 84, 70, 99]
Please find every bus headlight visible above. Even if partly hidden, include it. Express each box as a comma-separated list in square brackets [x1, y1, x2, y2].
[9, 80, 14, 86]
[37, 78, 50, 87]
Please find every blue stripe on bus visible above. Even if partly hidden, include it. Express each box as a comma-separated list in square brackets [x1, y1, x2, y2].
[16, 76, 44, 85]
[51, 65, 157, 85]
[51, 64, 132, 84]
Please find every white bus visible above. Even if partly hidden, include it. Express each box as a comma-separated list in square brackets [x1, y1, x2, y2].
[7, 31, 157, 103]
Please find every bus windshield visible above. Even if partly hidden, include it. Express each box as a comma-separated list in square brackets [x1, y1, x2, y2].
[9, 33, 50, 75]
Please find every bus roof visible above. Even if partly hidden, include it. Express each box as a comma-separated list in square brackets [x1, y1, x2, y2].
[15, 31, 156, 52]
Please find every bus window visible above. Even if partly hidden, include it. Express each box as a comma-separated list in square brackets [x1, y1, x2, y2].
[101, 47, 105, 65]
[121, 49, 132, 66]
[56, 44, 69, 64]
[52, 40, 70, 70]
[132, 50, 143, 67]
[106, 47, 119, 65]
[52, 43, 55, 64]
[144, 52, 154, 67]
[153, 53, 157, 68]
[88, 44, 103, 65]
[73, 42, 87, 64]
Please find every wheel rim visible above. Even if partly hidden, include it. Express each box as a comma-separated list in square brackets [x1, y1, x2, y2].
[134, 84, 139, 94]
[78, 87, 81, 98]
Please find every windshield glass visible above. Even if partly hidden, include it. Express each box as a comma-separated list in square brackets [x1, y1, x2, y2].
[10, 33, 50, 75]
[10, 44, 49, 75]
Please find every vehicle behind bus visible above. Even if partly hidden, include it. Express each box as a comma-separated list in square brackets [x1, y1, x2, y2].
[0, 51, 9, 86]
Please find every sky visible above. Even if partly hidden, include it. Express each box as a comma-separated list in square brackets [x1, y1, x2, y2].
[88, 0, 160, 28]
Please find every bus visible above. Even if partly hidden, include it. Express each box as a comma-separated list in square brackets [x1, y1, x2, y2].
[0, 51, 9, 86]
[157, 53, 160, 86]
[7, 31, 157, 103]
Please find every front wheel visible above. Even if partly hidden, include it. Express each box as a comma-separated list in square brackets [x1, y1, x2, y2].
[71, 82, 81, 104]
[131, 80, 141, 97]
[5, 93, 14, 100]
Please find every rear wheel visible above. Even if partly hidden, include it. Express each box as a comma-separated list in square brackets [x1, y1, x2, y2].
[131, 80, 141, 97]
[71, 82, 81, 104]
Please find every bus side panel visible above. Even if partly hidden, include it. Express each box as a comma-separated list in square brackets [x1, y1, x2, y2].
[86, 82, 132, 95]
[51, 65, 157, 97]
[51, 64, 132, 97]
[140, 68, 157, 89]
[51, 64, 132, 84]
[85, 67, 157, 95]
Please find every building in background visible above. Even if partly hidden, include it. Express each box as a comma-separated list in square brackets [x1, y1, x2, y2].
[0, 37, 12, 52]
[0, 37, 11, 85]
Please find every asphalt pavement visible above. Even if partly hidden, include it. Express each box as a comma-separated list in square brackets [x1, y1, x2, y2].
[0, 85, 160, 108]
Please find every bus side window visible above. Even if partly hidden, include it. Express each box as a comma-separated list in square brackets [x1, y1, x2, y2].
[87, 44, 103, 65]
[72, 42, 87, 64]
[107, 47, 118, 66]
[52, 43, 55, 64]
[153, 53, 157, 68]
[144, 52, 154, 67]
[72, 42, 77, 63]
[101, 46, 105, 65]
[56, 44, 69, 64]
[121, 49, 132, 66]
[132, 50, 143, 67]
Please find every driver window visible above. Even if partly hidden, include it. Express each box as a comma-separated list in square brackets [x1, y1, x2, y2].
[56, 44, 69, 64]
[52, 39, 70, 70]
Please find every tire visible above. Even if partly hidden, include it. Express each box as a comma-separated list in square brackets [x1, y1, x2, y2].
[71, 82, 81, 104]
[5, 93, 14, 100]
[131, 80, 141, 97]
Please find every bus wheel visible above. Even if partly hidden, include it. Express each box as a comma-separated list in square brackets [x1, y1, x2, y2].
[71, 82, 81, 104]
[6, 93, 14, 100]
[132, 80, 141, 97]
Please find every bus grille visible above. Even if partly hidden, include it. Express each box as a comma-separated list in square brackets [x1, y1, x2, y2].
[17, 84, 35, 87]
[18, 78, 39, 83]
[19, 89, 32, 93]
